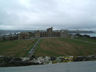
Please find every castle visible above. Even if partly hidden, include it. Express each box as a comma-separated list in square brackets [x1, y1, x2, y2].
[17, 27, 70, 39]
[0, 27, 70, 41]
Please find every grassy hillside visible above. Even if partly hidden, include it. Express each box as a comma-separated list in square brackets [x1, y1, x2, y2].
[35, 38, 96, 56]
[0, 39, 37, 57]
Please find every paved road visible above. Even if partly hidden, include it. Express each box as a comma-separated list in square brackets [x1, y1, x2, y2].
[0, 61, 96, 72]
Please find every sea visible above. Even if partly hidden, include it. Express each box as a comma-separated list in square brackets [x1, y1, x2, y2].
[80, 33, 96, 37]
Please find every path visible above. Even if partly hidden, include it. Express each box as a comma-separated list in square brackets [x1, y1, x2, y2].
[28, 38, 41, 57]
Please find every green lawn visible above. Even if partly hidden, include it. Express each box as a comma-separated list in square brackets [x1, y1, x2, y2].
[35, 38, 96, 56]
[76, 37, 96, 43]
[0, 37, 96, 57]
[0, 39, 37, 57]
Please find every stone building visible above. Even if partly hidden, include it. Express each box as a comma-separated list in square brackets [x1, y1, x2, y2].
[8, 33, 18, 40]
[18, 32, 30, 39]
[34, 27, 70, 38]
[0, 27, 70, 41]
[60, 30, 70, 38]
[3, 35, 10, 40]
[40, 32, 48, 37]
[34, 27, 62, 38]
[47, 27, 53, 33]
[35, 31, 40, 38]
[0, 36, 3, 41]
[0, 34, 18, 41]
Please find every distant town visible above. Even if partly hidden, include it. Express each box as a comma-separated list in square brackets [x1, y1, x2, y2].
[0, 27, 95, 41]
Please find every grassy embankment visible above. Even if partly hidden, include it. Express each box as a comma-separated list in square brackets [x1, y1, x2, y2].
[35, 38, 96, 56]
[0, 39, 37, 57]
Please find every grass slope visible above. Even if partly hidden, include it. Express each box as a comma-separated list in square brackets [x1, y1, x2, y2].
[0, 39, 37, 57]
[35, 38, 96, 56]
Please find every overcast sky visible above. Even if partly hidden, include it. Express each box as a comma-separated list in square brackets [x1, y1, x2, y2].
[0, 0, 96, 30]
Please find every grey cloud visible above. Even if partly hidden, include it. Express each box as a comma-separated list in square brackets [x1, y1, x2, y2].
[0, 0, 96, 30]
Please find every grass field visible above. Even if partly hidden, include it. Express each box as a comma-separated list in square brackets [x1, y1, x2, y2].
[35, 38, 96, 56]
[76, 37, 96, 43]
[0, 39, 37, 57]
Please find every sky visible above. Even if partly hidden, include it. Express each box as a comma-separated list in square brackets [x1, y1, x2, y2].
[0, 0, 96, 30]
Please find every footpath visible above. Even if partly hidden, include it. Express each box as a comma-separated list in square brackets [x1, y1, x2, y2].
[28, 38, 41, 57]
